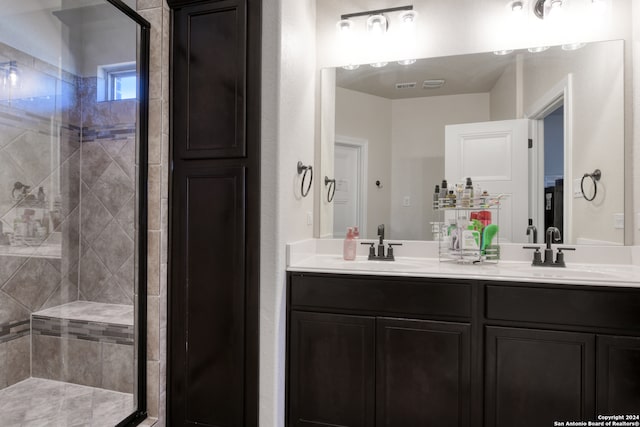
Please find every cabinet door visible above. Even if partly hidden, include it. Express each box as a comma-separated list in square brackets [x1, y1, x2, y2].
[597, 335, 640, 414]
[376, 318, 471, 427]
[289, 311, 375, 427]
[485, 326, 595, 427]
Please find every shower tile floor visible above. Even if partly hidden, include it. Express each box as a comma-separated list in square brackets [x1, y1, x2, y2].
[0, 378, 134, 426]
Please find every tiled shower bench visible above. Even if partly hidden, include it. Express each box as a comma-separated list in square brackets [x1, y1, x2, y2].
[31, 301, 135, 393]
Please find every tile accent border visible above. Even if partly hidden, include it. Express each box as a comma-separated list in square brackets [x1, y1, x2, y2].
[0, 319, 30, 344]
[32, 315, 134, 345]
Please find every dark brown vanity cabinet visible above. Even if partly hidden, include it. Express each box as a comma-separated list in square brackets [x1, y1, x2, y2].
[289, 311, 376, 427]
[287, 273, 640, 427]
[287, 273, 472, 427]
[484, 283, 640, 426]
[597, 335, 640, 415]
[484, 326, 595, 426]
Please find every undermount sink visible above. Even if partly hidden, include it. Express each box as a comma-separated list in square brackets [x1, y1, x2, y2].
[321, 257, 432, 271]
[499, 263, 626, 281]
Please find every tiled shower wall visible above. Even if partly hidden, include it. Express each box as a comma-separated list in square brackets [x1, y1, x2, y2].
[0, 41, 81, 390]
[78, 77, 136, 305]
[0, 37, 138, 391]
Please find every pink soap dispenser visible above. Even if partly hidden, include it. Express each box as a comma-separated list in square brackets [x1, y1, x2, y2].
[343, 227, 357, 260]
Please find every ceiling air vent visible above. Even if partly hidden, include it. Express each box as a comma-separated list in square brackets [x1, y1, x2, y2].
[423, 79, 445, 89]
[395, 82, 417, 90]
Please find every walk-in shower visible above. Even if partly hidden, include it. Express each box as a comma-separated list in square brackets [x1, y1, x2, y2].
[0, 0, 148, 425]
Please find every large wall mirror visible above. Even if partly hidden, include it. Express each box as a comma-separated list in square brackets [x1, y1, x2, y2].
[0, 0, 149, 425]
[318, 39, 625, 245]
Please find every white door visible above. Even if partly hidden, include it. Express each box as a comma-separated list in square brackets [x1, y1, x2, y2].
[445, 119, 529, 243]
[333, 143, 360, 237]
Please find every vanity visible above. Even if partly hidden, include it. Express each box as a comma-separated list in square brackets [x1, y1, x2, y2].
[286, 247, 640, 427]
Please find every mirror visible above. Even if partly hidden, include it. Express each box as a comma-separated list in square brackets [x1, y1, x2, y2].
[318, 39, 624, 245]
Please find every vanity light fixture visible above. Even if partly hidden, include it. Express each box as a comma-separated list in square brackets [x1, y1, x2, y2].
[531, 0, 607, 19]
[342, 64, 360, 70]
[398, 59, 417, 65]
[493, 49, 514, 55]
[370, 61, 389, 68]
[338, 6, 415, 37]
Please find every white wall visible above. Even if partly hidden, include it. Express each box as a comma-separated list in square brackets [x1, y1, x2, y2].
[390, 93, 490, 240]
[490, 62, 518, 121]
[261, 0, 317, 426]
[335, 87, 392, 238]
[0, 3, 78, 74]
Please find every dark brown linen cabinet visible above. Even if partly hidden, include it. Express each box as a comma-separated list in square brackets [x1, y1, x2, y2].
[167, 0, 260, 425]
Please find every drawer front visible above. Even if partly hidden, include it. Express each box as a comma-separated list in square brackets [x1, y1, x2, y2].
[290, 273, 472, 319]
[486, 284, 640, 331]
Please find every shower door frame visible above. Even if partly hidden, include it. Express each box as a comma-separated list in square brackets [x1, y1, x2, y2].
[103, 1, 151, 426]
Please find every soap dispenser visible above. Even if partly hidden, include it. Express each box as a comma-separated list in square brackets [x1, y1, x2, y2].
[343, 227, 356, 260]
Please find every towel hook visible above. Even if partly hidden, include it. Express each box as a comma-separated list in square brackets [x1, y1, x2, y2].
[580, 169, 601, 202]
[297, 161, 313, 197]
[324, 176, 336, 203]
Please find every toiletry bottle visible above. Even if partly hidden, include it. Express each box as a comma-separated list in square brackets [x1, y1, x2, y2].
[465, 177, 474, 207]
[433, 185, 440, 210]
[343, 227, 356, 260]
[440, 180, 448, 199]
[353, 226, 360, 239]
[446, 190, 456, 208]
[461, 178, 472, 208]
[480, 190, 489, 207]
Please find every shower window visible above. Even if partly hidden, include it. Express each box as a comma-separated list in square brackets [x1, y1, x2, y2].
[99, 63, 138, 101]
[0, 0, 149, 426]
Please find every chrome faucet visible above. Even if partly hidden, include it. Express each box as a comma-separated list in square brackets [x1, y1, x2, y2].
[523, 226, 574, 267]
[361, 224, 402, 261]
[526, 219, 537, 243]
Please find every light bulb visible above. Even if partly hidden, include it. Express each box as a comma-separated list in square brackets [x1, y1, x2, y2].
[528, 46, 550, 53]
[494, 49, 514, 56]
[336, 19, 352, 35]
[399, 10, 418, 26]
[511, 1, 524, 13]
[342, 64, 360, 70]
[370, 62, 388, 68]
[8, 70, 17, 87]
[562, 42, 586, 51]
[398, 59, 416, 65]
[366, 14, 388, 37]
[549, 0, 562, 10]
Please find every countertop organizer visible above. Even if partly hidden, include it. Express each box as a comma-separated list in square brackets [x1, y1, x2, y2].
[433, 194, 503, 264]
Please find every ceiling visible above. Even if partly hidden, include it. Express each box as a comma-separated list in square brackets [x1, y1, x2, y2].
[336, 51, 514, 100]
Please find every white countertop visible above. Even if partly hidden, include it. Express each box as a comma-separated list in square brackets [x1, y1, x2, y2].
[287, 240, 640, 288]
